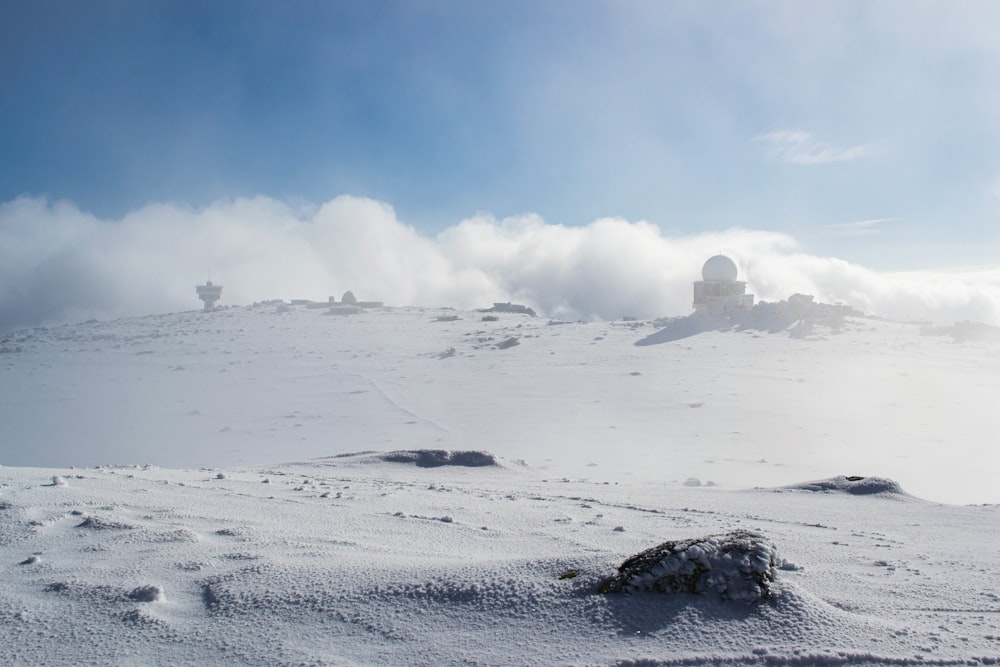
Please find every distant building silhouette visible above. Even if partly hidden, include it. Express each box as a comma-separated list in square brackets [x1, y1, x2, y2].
[325, 290, 383, 315]
[196, 280, 223, 311]
[692, 255, 754, 315]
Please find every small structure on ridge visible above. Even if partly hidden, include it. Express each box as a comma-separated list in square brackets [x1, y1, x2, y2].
[325, 290, 383, 315]
[196, 281, 223, 311]
[692, 255, 754, 315]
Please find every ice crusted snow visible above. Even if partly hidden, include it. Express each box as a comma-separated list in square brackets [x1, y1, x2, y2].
[1, 304, 999, 665]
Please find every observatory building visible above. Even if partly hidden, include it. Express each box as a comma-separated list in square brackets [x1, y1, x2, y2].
[692, 255, 754, 315]
[196, 281, 223, 311]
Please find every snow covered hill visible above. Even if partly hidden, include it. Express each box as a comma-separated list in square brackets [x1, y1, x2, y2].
[1, 304, 999, 665]
[2, 303, 998, 504]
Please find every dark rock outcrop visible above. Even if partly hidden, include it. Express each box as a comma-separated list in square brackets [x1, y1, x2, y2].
[381, 450, 498, 468]
[599, 530, 779, 602]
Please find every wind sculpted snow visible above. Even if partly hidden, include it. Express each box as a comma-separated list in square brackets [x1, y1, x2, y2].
[1, 460, 998, 665]
[1, 304, 999, 664]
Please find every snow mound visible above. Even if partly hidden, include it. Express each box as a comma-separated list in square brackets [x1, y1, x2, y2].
[336, 449, 501, 468]
[784, 476, 907, 496]
[75, 515, 136, 530]
[599, 530, 779, 602]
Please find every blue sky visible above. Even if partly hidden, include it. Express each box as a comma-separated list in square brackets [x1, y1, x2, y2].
[1, 2, 999, 282]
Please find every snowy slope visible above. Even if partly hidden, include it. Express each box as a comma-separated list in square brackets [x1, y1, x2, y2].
[1, 459, 998, 665]
[1, 304, 999, 665]
[2, 304, 998, 504]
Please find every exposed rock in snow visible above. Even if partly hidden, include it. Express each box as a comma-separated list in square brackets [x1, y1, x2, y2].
[127, 584, 164, 602]
[382, 449, 499, 468]
[784, 475, 907, 496]
[338, 449, 501, 468]
[599, 530, 780, 602]
[481, 302, 537, 317]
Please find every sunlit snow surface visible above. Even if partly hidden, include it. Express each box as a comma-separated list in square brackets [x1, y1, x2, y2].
[2, 305, 998, 504]
[1, 305, 999, 665]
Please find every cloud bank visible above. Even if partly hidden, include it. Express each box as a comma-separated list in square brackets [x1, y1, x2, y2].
[2, 195, 999, 334]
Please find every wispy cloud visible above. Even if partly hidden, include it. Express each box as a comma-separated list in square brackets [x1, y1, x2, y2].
[755, 130, 872, 165]
[826, 218, 895, 236]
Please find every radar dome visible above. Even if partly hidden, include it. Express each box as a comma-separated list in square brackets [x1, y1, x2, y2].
[702, 255, 739, 282]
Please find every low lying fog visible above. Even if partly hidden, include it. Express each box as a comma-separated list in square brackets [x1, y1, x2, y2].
[2, 194, 999, 334]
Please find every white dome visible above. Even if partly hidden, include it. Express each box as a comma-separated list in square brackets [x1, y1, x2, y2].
[702, 255, 739, 282]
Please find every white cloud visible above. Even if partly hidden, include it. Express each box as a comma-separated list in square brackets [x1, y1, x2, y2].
[1, 195, 999, 333]
[826, 218, 894, 236]
[755, 130, 873, 165]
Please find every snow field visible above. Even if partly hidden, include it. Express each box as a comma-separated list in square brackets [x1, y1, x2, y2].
[1, 458, 998, 665]
[2, 304, 997, 504]
[1, 303, 999, 664]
